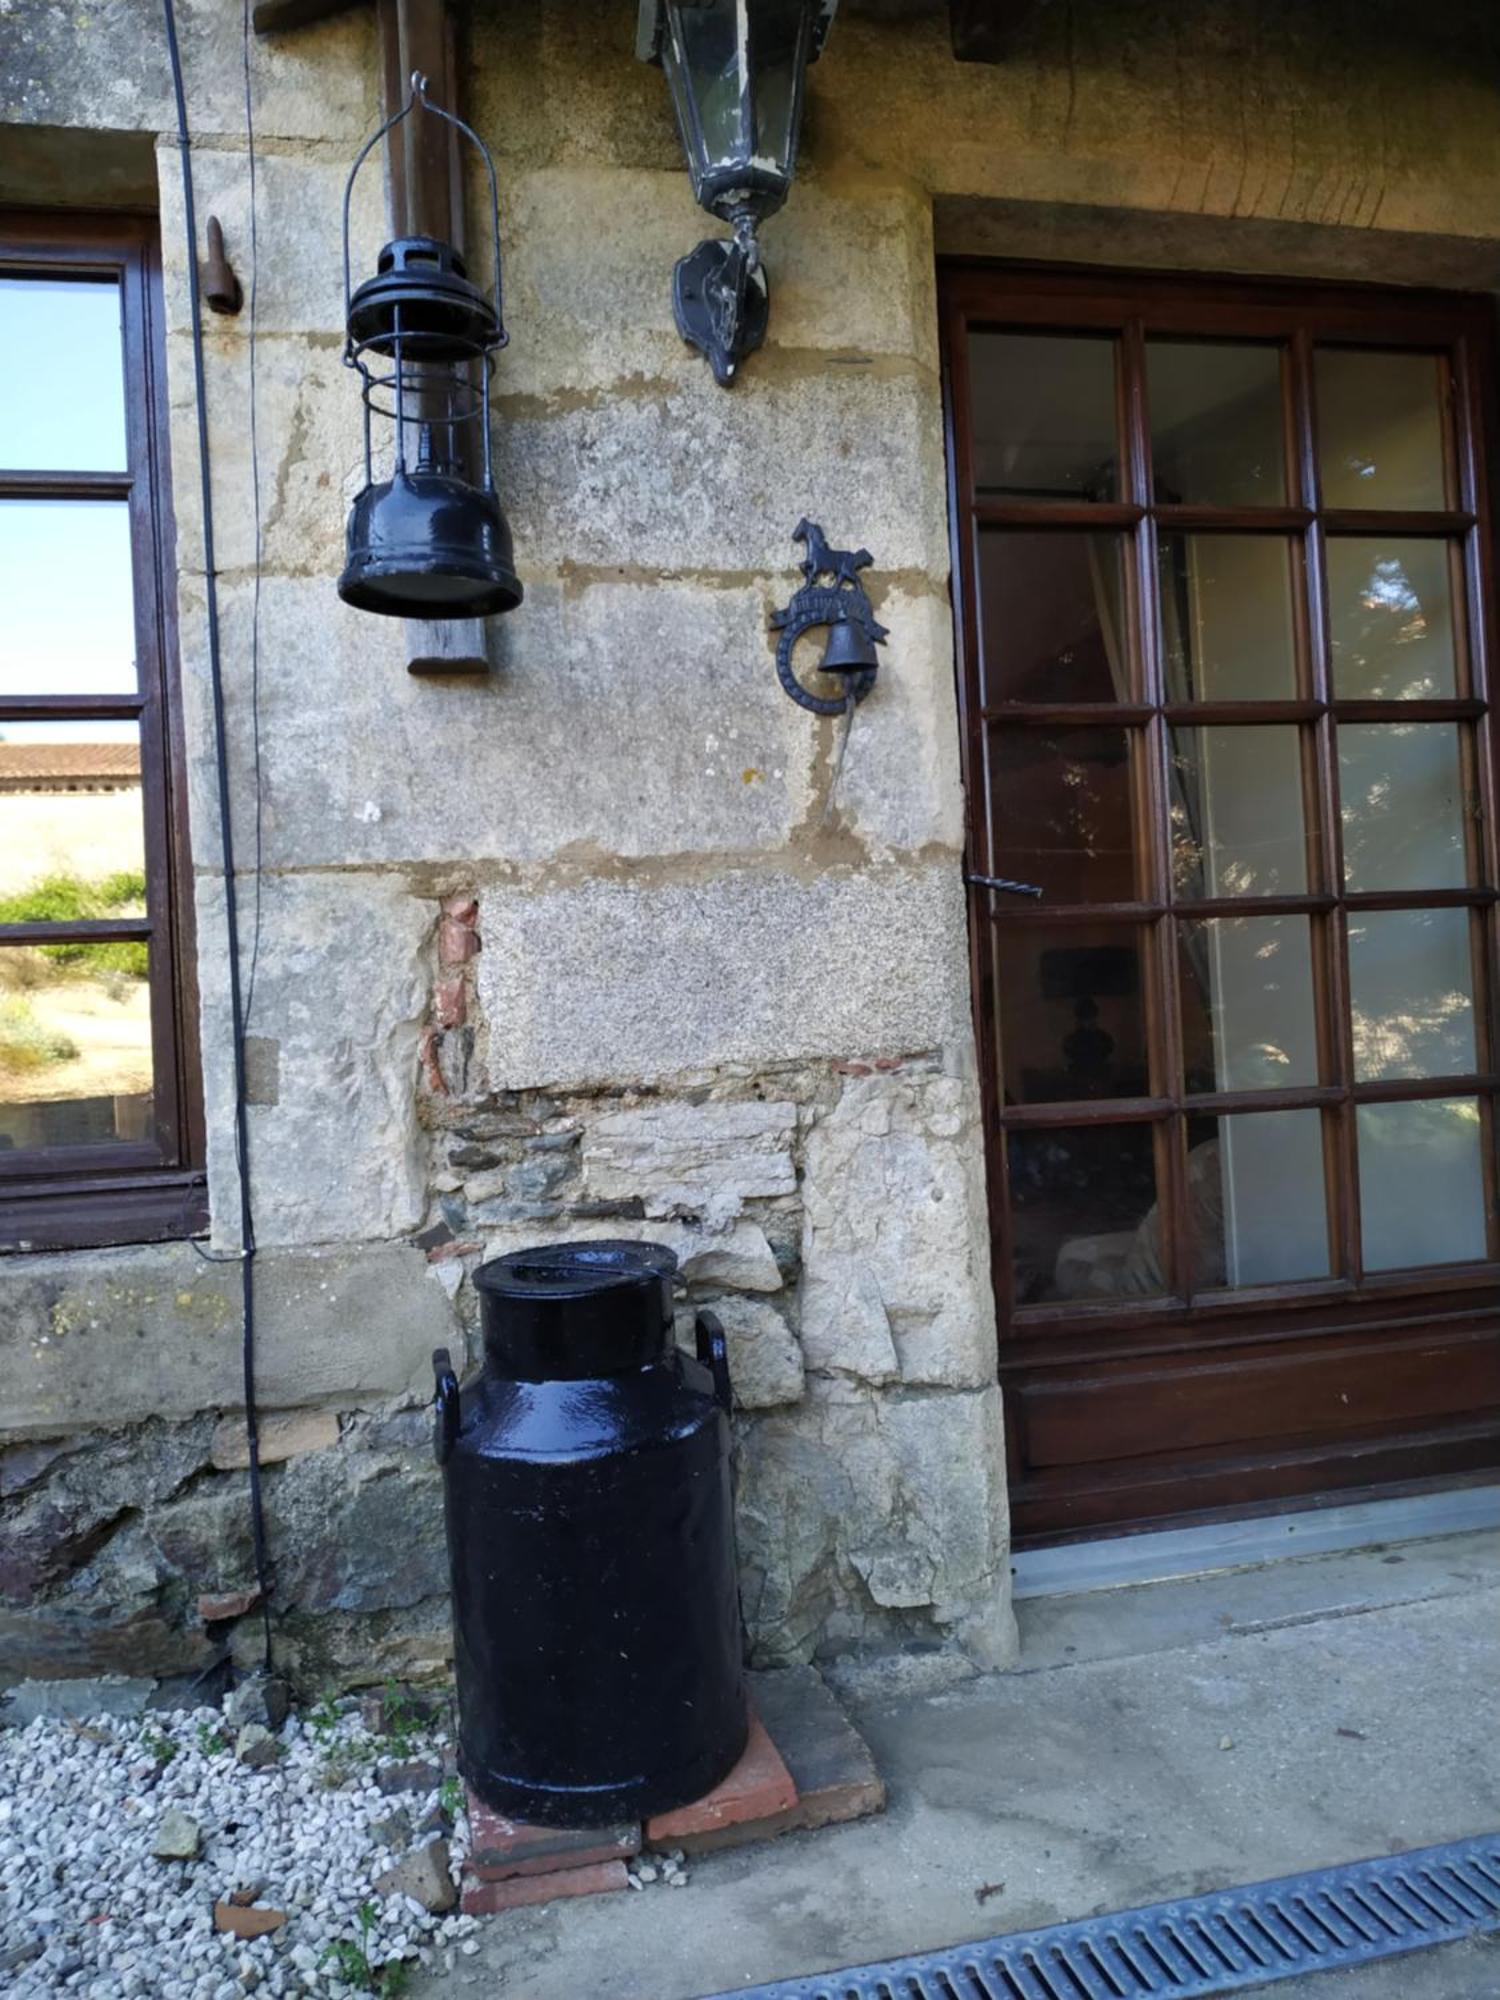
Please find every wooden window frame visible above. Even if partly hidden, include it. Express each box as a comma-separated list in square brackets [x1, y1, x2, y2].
[0, 211, 206, 1252]
[942, 262, 1500, 1350]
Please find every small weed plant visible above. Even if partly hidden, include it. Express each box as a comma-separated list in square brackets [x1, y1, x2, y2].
[322, 1902, 412, 1996]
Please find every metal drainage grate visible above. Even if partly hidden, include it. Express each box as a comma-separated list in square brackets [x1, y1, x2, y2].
[699, 1832, 1500, 2000]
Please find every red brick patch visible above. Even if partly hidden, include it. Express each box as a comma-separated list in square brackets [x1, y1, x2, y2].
[644, 1711, 797, 1845]
[466, 1793, 640, 1881]
[460, 1858, 629, 1915]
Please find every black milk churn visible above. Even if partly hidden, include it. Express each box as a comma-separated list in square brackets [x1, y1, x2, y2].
[432, 1240, 748, 1827]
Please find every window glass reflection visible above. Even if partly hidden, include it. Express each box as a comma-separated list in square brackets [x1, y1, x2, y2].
[1328, 539, 1456, 700]
[1359, 1099, 1486, 1270]
[979, 530, 1128, 704]
[1148, 341, 1286, 506]
[996, 926, 1147, 1106]
[0, 942, 153, 1155]
[1188, 1110, 1330, 1290]
[1160, 534, 1297, 702]
[0, 277, 127, 472]
[1339, 723, 1466, 892]
[1008, 1123, 1164, 1303]
[1179, 915, 1318, 1093]
[1316, 349, 1448, 511]
[970, 332, 1119, 500]
[1348, 908, 1475, 1081]
[1171, 726, 1308, 898]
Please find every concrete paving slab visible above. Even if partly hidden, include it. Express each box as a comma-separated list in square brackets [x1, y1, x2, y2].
[411, 1530, 1500, 1999]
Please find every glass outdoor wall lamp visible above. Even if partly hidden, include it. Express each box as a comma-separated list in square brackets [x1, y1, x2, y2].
[638, 0, 837, 385]
[339, 73, 522, 620]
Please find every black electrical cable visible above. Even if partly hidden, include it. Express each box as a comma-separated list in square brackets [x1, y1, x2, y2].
[162, 0, 273, 1675]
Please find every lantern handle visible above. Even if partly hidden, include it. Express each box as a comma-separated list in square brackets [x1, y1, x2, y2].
[342, 68, 508, 349]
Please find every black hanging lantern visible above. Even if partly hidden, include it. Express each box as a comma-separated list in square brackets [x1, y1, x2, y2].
[638, 1, 837, 385]
[339, 74, 522, 620]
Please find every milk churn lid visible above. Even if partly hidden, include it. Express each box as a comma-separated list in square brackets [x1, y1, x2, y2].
[473, 1239, 677, 1379]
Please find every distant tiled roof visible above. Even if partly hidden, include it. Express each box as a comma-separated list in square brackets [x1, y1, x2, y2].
[0, 742, 142, 789]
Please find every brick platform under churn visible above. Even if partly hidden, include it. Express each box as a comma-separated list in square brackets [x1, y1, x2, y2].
[460, 1666, 884, 1914]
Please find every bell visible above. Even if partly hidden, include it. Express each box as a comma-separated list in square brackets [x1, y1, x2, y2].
[818, 612, 879, 676]
[339, 466, 522, 617]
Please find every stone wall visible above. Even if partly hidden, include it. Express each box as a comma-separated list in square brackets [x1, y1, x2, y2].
[4, 0, 1499, 1697]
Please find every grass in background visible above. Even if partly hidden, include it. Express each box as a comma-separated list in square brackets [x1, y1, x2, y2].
[0, 871, 149, 980]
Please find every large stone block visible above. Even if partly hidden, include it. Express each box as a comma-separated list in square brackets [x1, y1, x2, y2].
[494, 167, 940, 397]
[582, 1099, 797, 1221]
[165, 331, 359, 581]
[703, 1295, 805, 1411]
[836, 589, 966, 859]
[1, 0, 375, 145]
[157, 142, 383, 342]
[0, 1240, 460, 1437]
[191, 871, 431, 1248]
[736, 1380, 1014, 1669]
[800, 1062, 997, 1390]
[476, 863, 972, 1090]
[495, 358, 951, 582]
[172, 574, 815, 871]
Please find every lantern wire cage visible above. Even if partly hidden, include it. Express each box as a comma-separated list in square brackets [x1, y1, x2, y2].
[341, 71, 507, 499]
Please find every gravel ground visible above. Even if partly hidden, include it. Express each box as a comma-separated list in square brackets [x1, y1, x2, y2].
[0, 1697, 483, 1998]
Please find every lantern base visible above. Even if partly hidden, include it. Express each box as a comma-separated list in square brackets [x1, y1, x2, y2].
[339, 469, 523, 621]
[673, 236, 769, 387]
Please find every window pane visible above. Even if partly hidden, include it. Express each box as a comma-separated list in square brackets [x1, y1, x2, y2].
[1327, 539, 1457, 700]
[0, 501, 137, 697]
[990, 727, 1138, 902]
[1315, 350, 1448, 511]
[994, 925, 1147, 1106]
[1008, 1122, 1164, 1303]
[1147, 340, 1286, 507]
[1160, 534, 1297, 701]
[1179, 915, 1318, 1092]
[0, 277, 127, 472]
[970, 332, 1119, 501]
[1188, 1110, 1330, 1290]
[978, 530, 1129, 703]
[0, 941, 153, 1155]
[1171, 725, 1308, 898]
[1339, 722, 1466, 892]
[0, 723, 145, 913]
[1358, 1098, 1486, 1270]
[1349, 908, 1475, 1081]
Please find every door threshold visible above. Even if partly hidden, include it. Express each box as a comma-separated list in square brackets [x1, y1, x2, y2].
[1010, 1482, 1500, 1598]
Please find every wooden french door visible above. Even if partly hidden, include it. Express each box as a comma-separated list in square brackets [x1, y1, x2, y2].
[941, 262, 1500, 1544]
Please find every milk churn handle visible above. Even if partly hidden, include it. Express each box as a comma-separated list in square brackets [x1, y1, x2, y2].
[432, 1347, 461, 1465]
[694, 1311, 733, 1415]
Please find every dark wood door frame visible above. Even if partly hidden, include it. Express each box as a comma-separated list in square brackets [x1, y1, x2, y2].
[940, 260, 1500, 1543]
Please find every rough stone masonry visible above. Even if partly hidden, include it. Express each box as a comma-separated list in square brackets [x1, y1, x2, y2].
[6, 0, 1493, 1697]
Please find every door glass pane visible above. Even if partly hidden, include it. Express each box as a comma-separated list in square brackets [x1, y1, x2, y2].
[995, 925, 1147, 1106]
[979, 530, 1129, 704]
[1327, 539, 1457, 700]
[0, 723, 145, 913]
[1315, 350, 1448, 511]
[1179, 915, 1318, 1092]
[1188, 1110, 1330, 1289]
[1008, 1122, 1164, 1303]
[1159, 534, 1297, 701]
[1171, 725, 1308, 898]
[0, 501, 138, 697]
[0, 941, 153, 1155]
[1358, 1098, 1486, 1270]
[1147, 340, 1286, 506]
[0, 277, 127, 472]
[970, 332, 1119, 501]
[1349, 908, 1475, 1081]
[1339, 722, 1466, 891]
[990, 726, 1139, 902]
